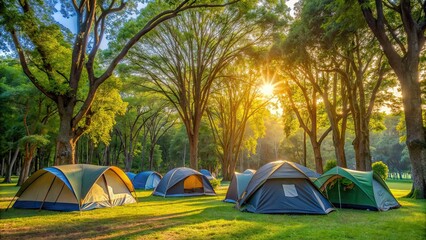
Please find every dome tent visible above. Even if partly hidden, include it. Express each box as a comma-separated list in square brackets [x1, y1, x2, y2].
[291, 162, 321, 179]
[153, 167, 216, 197]
[126, 172, 136, 181]
[132, 171, 162, 190]
[12, 164, 136, 211]
[199, 169, 215, 180]
[224, 169, 256, 203]
[314, 166, 400, 211]
[237, 160, 334, 214]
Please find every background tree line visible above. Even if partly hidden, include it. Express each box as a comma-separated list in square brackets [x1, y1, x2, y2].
[0, 0, 424, 197]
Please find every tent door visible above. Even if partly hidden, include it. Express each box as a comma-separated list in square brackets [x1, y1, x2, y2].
[184, 175, 203, 193]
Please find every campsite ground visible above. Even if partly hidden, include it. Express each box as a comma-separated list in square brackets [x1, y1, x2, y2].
[0, 178, 425, 240]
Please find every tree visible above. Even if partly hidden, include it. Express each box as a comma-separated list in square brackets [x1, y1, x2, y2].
[144, 104, 177, 170]
[279, 65, 331, 174]
[0, 59, 56, 184]
[207, 62, 268, 180]
[1, 0, 238, 165]
[126, 8, 259, 169]
[277, 12, 351, 168]
[301, 0, 395, 171]
[357, 0, 426, 198]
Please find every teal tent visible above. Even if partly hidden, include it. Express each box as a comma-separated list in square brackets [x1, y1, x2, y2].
[224, 169, 256, 203]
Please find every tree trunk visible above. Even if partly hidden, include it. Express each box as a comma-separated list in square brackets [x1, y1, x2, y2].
[188, 132, 199, 170]
[353, 122, 372, 171]
[149, 145, 155, 170]
[312, 143, 324, 174]
[17, 156, 32, 186]
[55, 111, 77, 165]
[3, 147, 19, 183]
[303, 131, 307, 167]
[399, 67, 426, 199]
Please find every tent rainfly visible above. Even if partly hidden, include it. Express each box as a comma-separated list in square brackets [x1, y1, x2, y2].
[153, 167, 216, 197]
[199, 169, 215, 180]
[237, 160, 334, 214]
[291, 162, 321, 179]
[224, 169, 256, 203]
[11, 164, 137, 211]
[132, 171, 162, 190]
[314, 166, 400, 211]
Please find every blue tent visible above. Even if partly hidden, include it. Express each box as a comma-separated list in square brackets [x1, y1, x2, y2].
[133, 171, 162, 190]
[237, 160, 334, 214]
[153, 167, 216, 197]
[224, 169, 256, 203]
[126, 172, 136, 181]
[199, 169, 215, 180]
[291, 162, 321, 179]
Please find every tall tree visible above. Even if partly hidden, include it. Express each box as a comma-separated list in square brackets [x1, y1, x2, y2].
[126, 8, 259, 169]
[280, 70, 331, 174]
[357, 0, 425, 198]
[207, 63, 267, 180]
[1, 0, 238, 165]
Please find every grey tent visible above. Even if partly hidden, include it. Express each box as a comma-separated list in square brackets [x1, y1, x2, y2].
[292, 162, 321, 179]
[224, 169, 256, 203]
[153, 167, 216, 197]
[237, 160, 334, 214]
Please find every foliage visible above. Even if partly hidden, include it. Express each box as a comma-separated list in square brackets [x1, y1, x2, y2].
[324, 159, 337, 172]
[209, 178, 221, 189]
[372, 161, 389, 181]
[84, 76, 128, 146]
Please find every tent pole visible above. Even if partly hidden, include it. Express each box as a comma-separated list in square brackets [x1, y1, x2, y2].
[53, 182, 65, 204]
[5, 195, 17, 211]
[103, 174, 113, 206]
[39, 176, 56, 211]
[338, 178, 342, 209]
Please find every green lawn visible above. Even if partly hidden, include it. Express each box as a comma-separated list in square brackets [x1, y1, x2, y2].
[0, 178, 425, 240]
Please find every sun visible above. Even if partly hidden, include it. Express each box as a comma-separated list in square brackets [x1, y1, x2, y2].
[260, 83, 275, 96]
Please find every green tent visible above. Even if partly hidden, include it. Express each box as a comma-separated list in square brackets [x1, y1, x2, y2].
[12, 164, 137, 211]
[314, 167, 400, 211]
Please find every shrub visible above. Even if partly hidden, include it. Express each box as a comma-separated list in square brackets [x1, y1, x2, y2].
[209, 178, 221, 189]
[324, 159, 337, 172]
[372, 161, 389, 180]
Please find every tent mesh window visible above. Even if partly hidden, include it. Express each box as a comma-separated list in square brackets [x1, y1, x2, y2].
[282, 184, 298, 197]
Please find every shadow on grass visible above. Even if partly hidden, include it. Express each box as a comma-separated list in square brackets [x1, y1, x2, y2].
[1, 209, 206, 240]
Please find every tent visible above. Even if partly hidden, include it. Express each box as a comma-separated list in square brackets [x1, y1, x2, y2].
[126, 172, 136, 181]
[132, 171, 162, 190]
[224, 169, 256, 203]
[243, 169, 256, 175]
[12, 164, 137, 211]
[314, 167, 400, 211]
[153, 167, 216, 197]
[292, 162, 321, 179]
[199, 169, 215, 180]
[237, 160, 334, 214]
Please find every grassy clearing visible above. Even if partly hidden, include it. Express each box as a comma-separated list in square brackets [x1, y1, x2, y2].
[0, 178, 425, 240]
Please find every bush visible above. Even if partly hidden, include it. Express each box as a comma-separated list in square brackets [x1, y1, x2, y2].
[209, 178, 221, 189]
[372, 161, 389, 180]
[324, 159, 337, 172]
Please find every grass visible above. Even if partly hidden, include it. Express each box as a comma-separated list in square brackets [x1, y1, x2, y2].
[0, 178, 425, 240]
